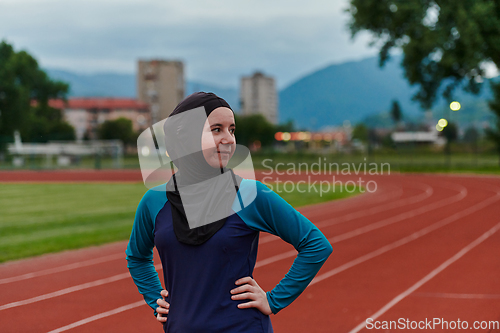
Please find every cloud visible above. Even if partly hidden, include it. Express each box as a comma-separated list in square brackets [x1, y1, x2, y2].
[0, 0, 377, 88]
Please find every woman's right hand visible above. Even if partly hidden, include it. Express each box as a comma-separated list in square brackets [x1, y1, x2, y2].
[156, 289, 170, 323]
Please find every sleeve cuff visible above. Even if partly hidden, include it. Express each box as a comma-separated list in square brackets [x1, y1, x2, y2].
[266, 291, 279, 315]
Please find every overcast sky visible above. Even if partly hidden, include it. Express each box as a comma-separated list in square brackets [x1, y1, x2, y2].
[0, 0, 379, 88]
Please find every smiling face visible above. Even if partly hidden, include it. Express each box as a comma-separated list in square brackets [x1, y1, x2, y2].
[201, 107, 236, 168]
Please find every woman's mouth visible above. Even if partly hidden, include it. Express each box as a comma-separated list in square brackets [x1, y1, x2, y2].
[216, 151, 231, 158]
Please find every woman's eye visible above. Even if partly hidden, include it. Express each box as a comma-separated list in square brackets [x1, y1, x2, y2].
[211, 127, 235, 134]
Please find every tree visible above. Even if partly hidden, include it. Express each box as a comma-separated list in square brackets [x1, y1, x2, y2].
[464, 125, 480, 163]
[442, 122, 458, 144]
[233, 113, 275, 147]
[351, 123, 368, 142]
[486, 81, 500, 165]
[275, 119, 295, 133]
[0, 40, 71, 150]
[98, 118, 137, 147]
[390, 99, 402, 125]
[463, 126, 479, 143]
[347, 0, 500, 162]
[441, 122, 458, 165]
[24, 104, 75, 142]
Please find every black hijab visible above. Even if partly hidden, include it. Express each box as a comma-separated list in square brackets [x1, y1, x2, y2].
[164, 92, 242, 245]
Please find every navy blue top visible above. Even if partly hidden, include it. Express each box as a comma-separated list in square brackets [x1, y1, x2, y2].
[126, 179, 333, 333]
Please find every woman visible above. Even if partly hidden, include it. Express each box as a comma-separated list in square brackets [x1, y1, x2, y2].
[126, 92, 333, 332]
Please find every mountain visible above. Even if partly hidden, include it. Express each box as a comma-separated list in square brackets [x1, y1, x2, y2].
[278, 56, 419, 129]
[46, 69, 136, 98]
[278, 56, 496, 130]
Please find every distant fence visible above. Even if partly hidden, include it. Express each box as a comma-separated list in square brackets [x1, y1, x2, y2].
[4, 140, 124, 169]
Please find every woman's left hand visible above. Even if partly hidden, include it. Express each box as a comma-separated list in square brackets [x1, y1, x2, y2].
[230, 276, 273, 315]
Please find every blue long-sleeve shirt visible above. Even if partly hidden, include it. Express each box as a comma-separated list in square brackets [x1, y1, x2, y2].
[126, 179, 333, 332]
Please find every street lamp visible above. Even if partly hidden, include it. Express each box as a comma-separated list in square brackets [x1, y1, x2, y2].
[450, 101, 461, 111]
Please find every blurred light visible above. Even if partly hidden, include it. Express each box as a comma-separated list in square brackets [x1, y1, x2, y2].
[298, 132, 306, 140]
[274, 132, 283, 141]
[136, 115, 147, 126]
[253, 140, 261, 149]
[450, 101, 461, 111]
[141, 146, 150, 157]
[282, 132, 291, 141]
[313, 134, 322, 141]
[438, 118, 448, 127]
[436, 124, 444, 132]
[304, 132, 312, 141]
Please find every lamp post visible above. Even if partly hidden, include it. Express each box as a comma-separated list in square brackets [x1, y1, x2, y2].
[443, 101, 461, 168]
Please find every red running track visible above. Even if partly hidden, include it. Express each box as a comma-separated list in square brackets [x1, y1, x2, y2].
[1, 172, 500, 332]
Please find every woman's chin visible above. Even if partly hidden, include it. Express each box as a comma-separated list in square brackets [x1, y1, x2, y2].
[204, 150, 235, 169]
[207, 159, 228, 169]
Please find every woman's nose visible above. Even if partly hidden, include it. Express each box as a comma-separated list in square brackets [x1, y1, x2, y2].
[219, 130, 235, 145]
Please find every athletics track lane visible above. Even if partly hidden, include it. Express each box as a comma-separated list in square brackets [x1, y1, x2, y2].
[0, 173, 498, 332]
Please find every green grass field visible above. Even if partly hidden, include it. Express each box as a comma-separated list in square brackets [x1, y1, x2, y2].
[0, 182, 361, 263]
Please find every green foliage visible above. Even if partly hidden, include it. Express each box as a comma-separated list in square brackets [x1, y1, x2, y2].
[347, 0, 500, 107]
[351, 123, 369, 142]
[486, 81, 500, 153]
[347, 0, 500, 162]
[24, 105, 76, 142]
[275, 119, 295, 132]
[390, 99, 402, 123]
[442, 122, 458, 142]
[382, 133, 395, 148]
[463, 126, 479, 143]
[234, 113, 276, 147]
[0, 40, 72, 148]
[98, 117, 137, 146]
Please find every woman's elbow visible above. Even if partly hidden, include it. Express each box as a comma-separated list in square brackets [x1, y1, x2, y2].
[309, 237, 333, 262]
[322, 242, 333, 259]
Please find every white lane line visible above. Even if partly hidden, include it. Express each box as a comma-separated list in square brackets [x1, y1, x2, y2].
[256, 183, 463, 267]
[259, 181, 433, 245]
[315, 182, 437, 229]
[323, 183, 462, 242]
[255, 250, 296, 268]
[0, 264, 162, 311]
[301, 182, 404, 215]
[308, 188, 499, 287]
[0, 253, 124, 285]
[46, 300, 145, 333]
[348, 222, 500, 333]
[412, 292, 500, 299]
